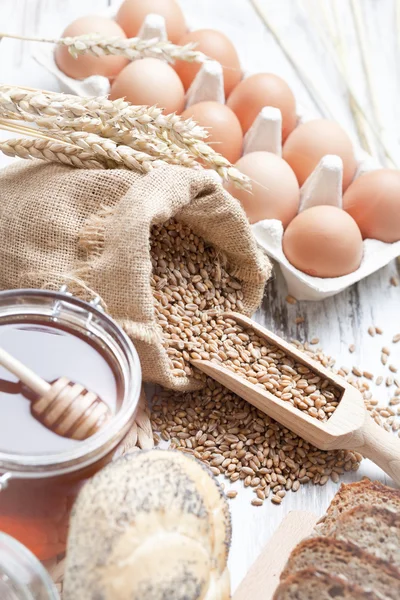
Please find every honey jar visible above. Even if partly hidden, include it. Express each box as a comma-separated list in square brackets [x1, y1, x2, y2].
[0, 532, 60, 599]
[0, 289, 142, 561]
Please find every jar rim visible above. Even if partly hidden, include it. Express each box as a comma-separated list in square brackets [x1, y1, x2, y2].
[0, 289, 142, 477]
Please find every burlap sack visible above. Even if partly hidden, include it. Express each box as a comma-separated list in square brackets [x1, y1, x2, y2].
[0, 160, 271, 390]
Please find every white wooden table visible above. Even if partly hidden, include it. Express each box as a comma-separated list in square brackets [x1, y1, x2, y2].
[1, 0, 400, 594]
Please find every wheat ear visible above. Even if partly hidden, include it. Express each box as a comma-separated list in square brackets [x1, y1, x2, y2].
[0, 31, 208, 64]
[0, 137, 106, 169]
[0, 121, 174, 173]
[0, 86, 250, 188]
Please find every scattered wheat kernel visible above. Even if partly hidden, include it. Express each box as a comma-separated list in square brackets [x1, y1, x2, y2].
[376, 376, 383, 385]
[381, 354, 388, 366]
[271, 495, 282, 505]
[295, 317, 305, 324]
[352, 367, 362, 377]
[395, 379, 400, 388]
[363, 371, 374, 380]
[368, 326, 376, 337]
[390, 276, 399, 286]
[286, 295, 297, 305]
[375, 326, 383, 335]
[393, 334, 400, 344]
[348, 344, 355, 353]
[310, 337, 319, 345]
[382, 346, 391, 355]
[386, 377, 394, 387]
[227, 490, 237, 499]
[251, 498, 263, 507]
[389, 365, 398, 373]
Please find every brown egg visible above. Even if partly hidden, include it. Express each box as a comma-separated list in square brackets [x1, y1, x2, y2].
[110, 58, 185, 114]
[282, 206, 363, 278]
[174, 29, 241, 97]
[225, 151, 299, 226]
[343, 169, 400, 243]
[55, 16, 129, 80]
[283, 119, 357, 191]
[116, 0, 187, 43]
[181, 102, 243, 164]
[226, 73, 297, 139]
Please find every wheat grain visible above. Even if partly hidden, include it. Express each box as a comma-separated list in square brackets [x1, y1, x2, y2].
[152, 377, 360, 507]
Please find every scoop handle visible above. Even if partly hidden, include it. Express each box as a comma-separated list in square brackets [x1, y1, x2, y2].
[356, 414, 400, 485]
[0, 346, 50, 396]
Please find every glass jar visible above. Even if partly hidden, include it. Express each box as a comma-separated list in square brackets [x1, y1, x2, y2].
[0, 532, 60, 600]
[0, 289, 142, 561]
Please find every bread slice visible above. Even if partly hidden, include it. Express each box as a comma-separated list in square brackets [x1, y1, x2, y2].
[274, 568, 381, 600]
[329, 505, 400, 568]
[316, 479, 400, 535]
[281, 537, 400, 600]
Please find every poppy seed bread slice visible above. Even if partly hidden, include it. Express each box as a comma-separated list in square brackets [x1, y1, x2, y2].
[281, 537, 400, 600]
[273, 568, 381, 600]
[63, 450, 231, 600]
[328, 505, 400, 568]
[316, 479, 400, 536]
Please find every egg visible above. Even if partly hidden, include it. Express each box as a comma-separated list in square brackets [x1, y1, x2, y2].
[343, 169, 400, 243]
[225, 151, 300, 226]
[181, 102, 243, 163]
[110, 58, 185, 114]
[55, 16, 129, 80]
[282, 206, 363, 278]
[174, 29, 241, 97]
[226, 73, 297, 139]
[283, 119, 357, 191]
[116, 0, 187, 43]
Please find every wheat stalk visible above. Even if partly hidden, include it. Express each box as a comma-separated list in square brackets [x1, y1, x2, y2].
[249, 0, 335, 119]
[0, 31, 208, 64]
[250, 0, 398, 168]
[0, 86, 250, 188]
[297, 0, 374, 156]
[350, 0, 382, 135]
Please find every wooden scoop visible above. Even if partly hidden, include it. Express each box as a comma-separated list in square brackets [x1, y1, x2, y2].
[191, 312, 400, 486]
[0, 346, 112, 440]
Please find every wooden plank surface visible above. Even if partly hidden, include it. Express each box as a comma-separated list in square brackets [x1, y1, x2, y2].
[0, 0, 400, 593]
[233, 510, 318, 600]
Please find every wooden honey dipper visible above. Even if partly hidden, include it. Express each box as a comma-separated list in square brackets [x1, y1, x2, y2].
[0, 346, 112, 440]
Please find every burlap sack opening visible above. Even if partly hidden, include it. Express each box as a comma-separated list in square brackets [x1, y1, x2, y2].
[0, 160, 271, 390]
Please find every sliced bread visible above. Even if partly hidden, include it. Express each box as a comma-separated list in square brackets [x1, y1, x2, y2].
[328, 505, 400, 568]
[274, 568, 381, 600]
[281, 537, 400, 600]
[316, 479, 400, 535]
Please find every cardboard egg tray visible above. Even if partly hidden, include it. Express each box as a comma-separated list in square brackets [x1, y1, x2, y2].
[33, 12, 400, 301]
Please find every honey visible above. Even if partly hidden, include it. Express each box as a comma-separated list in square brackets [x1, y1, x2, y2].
[0, 289, 141, 561]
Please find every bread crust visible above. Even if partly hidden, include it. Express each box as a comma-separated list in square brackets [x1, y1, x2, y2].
[274, 568, 381, 600]
[316, 479, 400, 535]
[281, 536, 400, 600]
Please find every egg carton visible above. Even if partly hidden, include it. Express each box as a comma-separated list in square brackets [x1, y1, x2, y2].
[33, 13, 400, 301]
